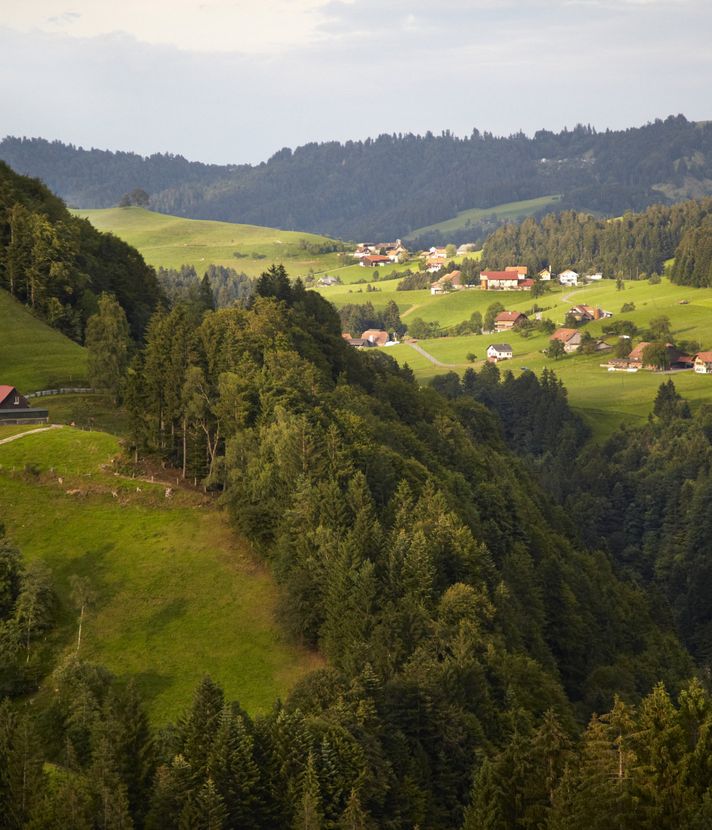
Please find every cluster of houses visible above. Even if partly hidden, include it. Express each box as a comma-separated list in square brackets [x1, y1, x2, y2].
[603, 343, 696, 373]
[480, 266, 535, 291]
[0, 385, 48, 424]
[354, 241, 410, 267]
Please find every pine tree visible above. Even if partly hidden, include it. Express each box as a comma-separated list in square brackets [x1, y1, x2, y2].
[294, 752, 323, 830]
[179, 778, 227, 830]
[85, 293, 131, 405]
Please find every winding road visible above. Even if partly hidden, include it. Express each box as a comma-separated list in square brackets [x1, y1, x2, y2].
[0, 424, 63, 445]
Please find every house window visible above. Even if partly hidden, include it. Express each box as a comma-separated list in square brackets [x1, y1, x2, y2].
[14, 396, 20, 406]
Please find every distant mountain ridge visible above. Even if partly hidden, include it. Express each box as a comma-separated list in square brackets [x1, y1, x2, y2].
[2, 114, 712, 241]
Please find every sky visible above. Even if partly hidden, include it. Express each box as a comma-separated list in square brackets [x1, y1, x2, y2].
[1, 0, 711, 165]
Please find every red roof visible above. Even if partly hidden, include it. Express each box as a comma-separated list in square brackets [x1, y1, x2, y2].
[519, 279, 535, 288]
[363, 255, 390, 264]
[696, 351, 712, 363]
[481, 271, 520, 280]
[551, 328, 579, 343]
[495, 311, 525, 322]
[0, 386, 16, 406]
[505, 265, 528, 275]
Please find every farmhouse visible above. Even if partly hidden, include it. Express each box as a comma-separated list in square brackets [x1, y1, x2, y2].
[494, 311, 527, 332]
[0, 386, 48, 424]
[430, 270, 464, 295]
[360, 255, 391, 268]
[361, 329, 391, 347]
[487, 344, 513, 361]
[627, 342, 693, 371]
[694, 352, 712, 374]
[559, 269, 579, 287]
[568, 304, 612, 322]
[480, 270, 521, 291]
[550, 328, 581, 353]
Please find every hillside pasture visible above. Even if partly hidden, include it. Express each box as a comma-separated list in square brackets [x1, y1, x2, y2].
[0, 290, 87, 393]
[407, 195, 562, 240]
[0, 427, 320, 723]
[73, 206, 347, 277]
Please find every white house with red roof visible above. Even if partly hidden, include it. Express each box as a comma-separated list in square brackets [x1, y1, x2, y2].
[694, 351, 712, 374]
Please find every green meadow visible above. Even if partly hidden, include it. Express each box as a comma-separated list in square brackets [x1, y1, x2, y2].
[73, 206, 347, 277]
[0, 290, 87, 393]
[407, 195, 562, 239]
[375, 277, 712, 439]
[0, 428, 320, 723]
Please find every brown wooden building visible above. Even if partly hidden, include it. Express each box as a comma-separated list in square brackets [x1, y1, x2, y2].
[0, 386, 48, 424]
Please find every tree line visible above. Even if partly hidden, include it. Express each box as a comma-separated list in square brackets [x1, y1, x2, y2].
[3, 115, 711, 241]
[0, 161, 162, 342]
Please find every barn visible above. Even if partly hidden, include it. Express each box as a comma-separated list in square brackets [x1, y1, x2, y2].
[0, 386, 49, 424]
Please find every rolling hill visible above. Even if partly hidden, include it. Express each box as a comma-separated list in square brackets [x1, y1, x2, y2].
[0, 290, 87, 392]
[73, 206, 348, 276]
[4, 115, 712, 241]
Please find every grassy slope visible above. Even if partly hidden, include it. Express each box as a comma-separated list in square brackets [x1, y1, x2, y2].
[73, 206, 347, 277]
[0, 428, 320, 723]
[407, 195, 562, 239]
[353, 278, 712, 440]
[0, 291, 87, 392]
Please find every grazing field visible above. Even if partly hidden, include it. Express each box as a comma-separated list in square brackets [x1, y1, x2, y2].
[0, 427, 320, 723]
[407, 195, 562, 239]
[73, 206, 347, 277]
[377, 277, 712, 439]
[0, 290, 87, 392]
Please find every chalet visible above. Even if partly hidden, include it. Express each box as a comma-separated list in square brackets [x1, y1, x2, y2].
[361, 329, 391, 347]
[628, 342, 692, 370]
[360, 255, 391, 268]
[430, 270, 464, 295]
[487, 343, 513, 361]
[538, 268, 552, 281]
[550, 328, 581, 353]
[494, 311, 527, 332]
[558, 269, 579, 287]
[568, 304, 611, 323]
[0, 386, 48, 424]
[694, 351, 712, 374]
[480, 271, 521, 291]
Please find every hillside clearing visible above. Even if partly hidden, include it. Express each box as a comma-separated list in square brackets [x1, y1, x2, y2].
[0, 427, 321, 723]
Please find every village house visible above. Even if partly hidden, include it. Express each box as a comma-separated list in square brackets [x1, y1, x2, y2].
[360, 255, 391, 268]
[568, 304, 612, 323]
[494, 311, 527, 332]
[487, 343, 513, 361]
[559, 269, 579, 287]
[550, 328, 582, 353]
[430, 270, 464, 295]
[480, 270, 521, 291]
[387, 240, 409, 262]
[694, 351, 712, 374]
[538, 268, 552, 281]
[625, 342, 693, 371]
[361, 329, 392, 347]
[0, 385, 48, 424]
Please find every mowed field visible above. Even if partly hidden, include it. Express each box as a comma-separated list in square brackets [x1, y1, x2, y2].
[73, 206, 347, 277]
[407, 195, 562, 239]
[0, 426, 321, 723]
[0, 290, 87, 392]
[328, 277, 712, 440]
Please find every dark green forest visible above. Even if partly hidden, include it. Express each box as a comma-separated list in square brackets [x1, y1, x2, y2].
[481, 197, 712, 284]
[6, 263, 712, 827]
[3, 115, 712, 241]
[0, 162, 162, 341]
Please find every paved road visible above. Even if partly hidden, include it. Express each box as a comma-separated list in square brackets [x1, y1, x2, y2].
[0, 424, 63, 446]
[405, 341, 468, 368]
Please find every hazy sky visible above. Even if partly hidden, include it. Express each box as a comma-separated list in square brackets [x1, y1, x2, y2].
[2, 0, 711, 164]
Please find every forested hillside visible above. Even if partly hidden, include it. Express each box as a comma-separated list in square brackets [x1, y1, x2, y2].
[3, 115, 712, 241]
[6, 264, 712, 825]
[0, 162, 162, 341]
[481, 197, 712, 280]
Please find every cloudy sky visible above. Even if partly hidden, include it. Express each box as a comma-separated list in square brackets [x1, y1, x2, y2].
[1, 0, 710, 164]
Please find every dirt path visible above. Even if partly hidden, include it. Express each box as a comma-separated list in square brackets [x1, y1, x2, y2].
[0, 424, 63, 446]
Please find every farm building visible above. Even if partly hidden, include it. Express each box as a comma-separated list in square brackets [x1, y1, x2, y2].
[694, 351, 712, 374]
[551, 328, 581, 353]
[494, 311, 527, 332]
[568, 305, 612, 322]
[480, 271, 521, 291]
[0, 386, 48, 424]
[627, 342, 693, 371]
[361, 329, 391, 347]
[487, 344, 513, 361]
[559, 269, 579, 287]
[360, 255, 391, 268]
[430, 271, 464, 295]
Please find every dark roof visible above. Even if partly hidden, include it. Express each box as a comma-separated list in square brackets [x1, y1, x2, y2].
[488, 343, 513, 352]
